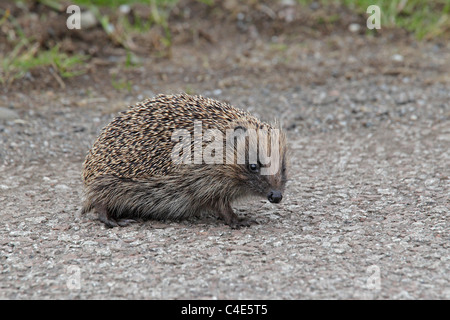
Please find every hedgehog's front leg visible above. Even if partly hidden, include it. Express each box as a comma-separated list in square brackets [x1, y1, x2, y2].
[216, 202, 258, 229]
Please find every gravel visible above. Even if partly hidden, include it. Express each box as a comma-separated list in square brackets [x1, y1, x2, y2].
[0, 32, 449, 299]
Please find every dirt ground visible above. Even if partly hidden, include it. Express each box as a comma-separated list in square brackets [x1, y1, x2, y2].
[0, 1, 449, 299]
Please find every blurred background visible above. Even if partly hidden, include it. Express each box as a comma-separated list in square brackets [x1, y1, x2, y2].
[0, 0, 448, 93]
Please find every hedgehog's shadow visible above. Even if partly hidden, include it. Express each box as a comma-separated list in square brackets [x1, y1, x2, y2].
[141, 208, 261, 229]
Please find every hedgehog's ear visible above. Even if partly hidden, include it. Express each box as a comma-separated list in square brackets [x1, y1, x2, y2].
[233, 125, 247, 133]
[226, 124, 247, 144]
[231, 123, 248, 139]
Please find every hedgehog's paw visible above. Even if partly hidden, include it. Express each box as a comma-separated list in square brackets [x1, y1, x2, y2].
[94, 203, 138, 228]
[228, 216, 259, 229]
[98, 214, 138, 228]
[216, 203, 258, 229]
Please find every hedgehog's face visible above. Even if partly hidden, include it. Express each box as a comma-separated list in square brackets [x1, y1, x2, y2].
[226, 124, 287, 203]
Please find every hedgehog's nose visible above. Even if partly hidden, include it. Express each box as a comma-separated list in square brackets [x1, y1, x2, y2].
[268, 190, 282, 203]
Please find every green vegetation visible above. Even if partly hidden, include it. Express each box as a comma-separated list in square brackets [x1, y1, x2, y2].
[344, 0, 449, 39]
[2, 44, 88, 81]
[111, 73, 133, 92]
[298, 0, 450, 39]
[1, 0, 448, 86]
[76, 0, 176, 55]
[0, 7, 89, 86]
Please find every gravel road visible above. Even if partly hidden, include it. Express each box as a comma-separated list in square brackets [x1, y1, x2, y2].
[0, 29, 449, 299]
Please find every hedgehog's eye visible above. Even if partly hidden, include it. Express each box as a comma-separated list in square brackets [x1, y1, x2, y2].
[248, 163, 259, 173]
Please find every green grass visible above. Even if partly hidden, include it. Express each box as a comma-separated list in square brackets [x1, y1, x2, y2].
[67, 0, 450, 40]
[298, 0, 450, 39]
[111, 73, 133, 92]
[2, 0, 447, 86]
[1, 0, 174, 86]
[343, 0, 449, 39]
[74, 0, 176, 55]
[1, 43, 89, 85]
[0, 6, 89, 86]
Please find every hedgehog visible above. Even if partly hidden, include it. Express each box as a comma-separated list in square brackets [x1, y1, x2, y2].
[82, 93, 287, 229]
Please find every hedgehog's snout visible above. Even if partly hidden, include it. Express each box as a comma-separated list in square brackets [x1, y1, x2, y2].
[267, 190, 282, 204]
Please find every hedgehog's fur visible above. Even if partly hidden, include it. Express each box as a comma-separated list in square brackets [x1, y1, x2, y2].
[82, 93, 287, 228]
